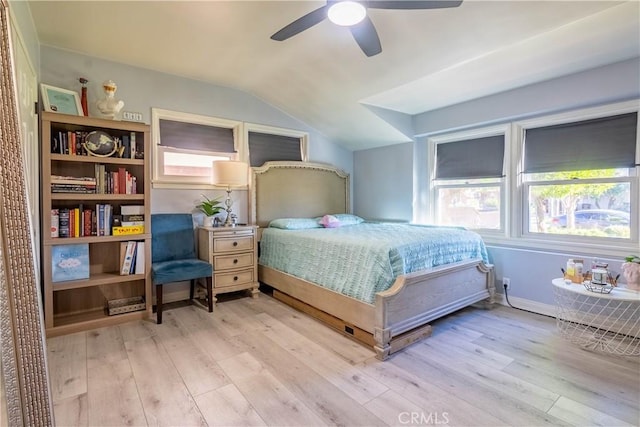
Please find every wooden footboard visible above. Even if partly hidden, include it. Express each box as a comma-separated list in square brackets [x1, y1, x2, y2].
[374, 259, 494, 359]
[259, 259, 494, 360]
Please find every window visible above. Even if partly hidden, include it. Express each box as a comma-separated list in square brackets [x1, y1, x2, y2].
[429, 125, 508, 232]
[520, 110, 638, 243]
[244, 123, 308, 167]
[152, 108, 242, 188]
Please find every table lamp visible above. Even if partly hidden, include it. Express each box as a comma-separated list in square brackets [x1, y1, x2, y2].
[212, 160, 248, 227]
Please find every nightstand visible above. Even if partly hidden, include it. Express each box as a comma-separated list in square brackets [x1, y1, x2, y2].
[198, 225, 259, 303]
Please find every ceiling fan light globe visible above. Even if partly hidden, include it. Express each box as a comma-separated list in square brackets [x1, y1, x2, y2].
[328, 1, 367, 26]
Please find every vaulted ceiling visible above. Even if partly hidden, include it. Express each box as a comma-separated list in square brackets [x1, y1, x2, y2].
[28, 1, 640, 151]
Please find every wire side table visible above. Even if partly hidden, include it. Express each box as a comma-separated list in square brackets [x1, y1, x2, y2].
[552, 278, 640, 356]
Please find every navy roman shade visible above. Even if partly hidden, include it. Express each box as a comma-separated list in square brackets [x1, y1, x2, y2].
[248, 131, 302, 167]
[159, 119, 235, 153]
[435, 135, 505, 180]
[523, 112, 638, 173]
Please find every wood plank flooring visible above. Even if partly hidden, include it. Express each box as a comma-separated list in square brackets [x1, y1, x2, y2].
[48, 292, 640, 427]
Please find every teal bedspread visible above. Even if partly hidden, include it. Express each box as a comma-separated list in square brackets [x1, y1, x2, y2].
[259, 223, 489, 304]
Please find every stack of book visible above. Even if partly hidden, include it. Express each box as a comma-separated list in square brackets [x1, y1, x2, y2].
[112, 205, 145, 235]
[51, 175, 96, 194]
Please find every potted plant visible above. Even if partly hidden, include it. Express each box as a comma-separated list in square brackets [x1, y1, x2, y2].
[621, 255, 640, 291]
[196, 195, 224, 226]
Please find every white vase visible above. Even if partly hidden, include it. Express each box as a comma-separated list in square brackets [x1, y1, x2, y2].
[621, 262, 640, 291]
[203, 216, 215, 227]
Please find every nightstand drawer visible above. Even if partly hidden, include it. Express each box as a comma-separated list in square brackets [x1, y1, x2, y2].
[213, 236, 254, 253]
[214, 269, 254, 288]
[213, 253, 254, 271]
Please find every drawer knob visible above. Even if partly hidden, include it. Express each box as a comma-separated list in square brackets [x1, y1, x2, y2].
[234, 276, 238, 281]
[233, 241, 238, 247]
[233, 259, 238, 264]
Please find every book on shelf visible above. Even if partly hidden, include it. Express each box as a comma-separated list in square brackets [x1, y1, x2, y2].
[121, 205, 144, 216]
[134, 241, 145, 275]
[83, 209, 92, 237]
[51, 209, 59, 238]
[120, 241, 137, 275]
[121, 221, 144, 227]
[51, 185, 96, 194]
[112, 225, 144, 236]
[51, 243, 90, 283]
[119, 241, 145, 275]
[58, 209, 70, 238]
[122, 134, 130, 159]
[130, 132, 137, 159]
[51, 175, 96, 185]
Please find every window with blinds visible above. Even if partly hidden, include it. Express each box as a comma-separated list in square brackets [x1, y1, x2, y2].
[152, 108, 242, 188]
[244, 123, 308, 168]
[430, 126, 507, 231]
[521, 111, 637, 241]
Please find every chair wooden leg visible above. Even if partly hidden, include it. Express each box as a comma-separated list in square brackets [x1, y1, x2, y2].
[206, 277, 213, 312]
[156, 284, 163, 324]
[189, 279, 195, 302]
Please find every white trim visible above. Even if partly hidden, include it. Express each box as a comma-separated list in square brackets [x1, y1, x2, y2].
[515, 99, 639, 130]
[427, 123, 510, 234]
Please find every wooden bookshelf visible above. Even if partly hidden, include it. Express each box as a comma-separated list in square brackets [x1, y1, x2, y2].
[41, 112, 152, 337]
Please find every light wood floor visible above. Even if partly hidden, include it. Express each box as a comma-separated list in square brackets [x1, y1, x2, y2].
[48, 291, 640, 427]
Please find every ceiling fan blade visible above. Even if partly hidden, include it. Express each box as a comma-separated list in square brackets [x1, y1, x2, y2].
[366, 0, 463, 10]
[350, 16, 382, 57]
[271, 5, 329, 41]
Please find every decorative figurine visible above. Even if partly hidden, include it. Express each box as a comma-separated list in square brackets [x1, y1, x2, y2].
[96, 80, 124, 119]
[79, 77, 89, 116]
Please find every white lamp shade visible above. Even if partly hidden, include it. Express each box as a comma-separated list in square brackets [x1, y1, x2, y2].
[212, 160, 248, 187]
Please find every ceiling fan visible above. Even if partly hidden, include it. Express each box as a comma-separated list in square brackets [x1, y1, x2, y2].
[271, 1, 463, 57]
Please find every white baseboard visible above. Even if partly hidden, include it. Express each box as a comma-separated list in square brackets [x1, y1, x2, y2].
[495, 292, 556, 318]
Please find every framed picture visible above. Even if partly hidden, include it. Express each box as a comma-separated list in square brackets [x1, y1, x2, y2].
[40, 84, 83, 116]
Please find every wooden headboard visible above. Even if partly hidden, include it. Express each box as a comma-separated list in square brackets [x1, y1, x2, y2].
[250, 161, 350, 229]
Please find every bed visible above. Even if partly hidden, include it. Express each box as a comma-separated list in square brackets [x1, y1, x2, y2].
[250, 161, 495, 360]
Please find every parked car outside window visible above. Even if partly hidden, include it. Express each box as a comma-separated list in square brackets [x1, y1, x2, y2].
[549, 209, 630, 228]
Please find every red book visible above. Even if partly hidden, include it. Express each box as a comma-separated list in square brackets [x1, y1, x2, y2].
[69, 208, 75, 237]
[83, 209, 92, 237]
[119, 167, 127, 195]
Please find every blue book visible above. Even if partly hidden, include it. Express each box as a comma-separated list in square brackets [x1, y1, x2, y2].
[51, 244, 90, 283]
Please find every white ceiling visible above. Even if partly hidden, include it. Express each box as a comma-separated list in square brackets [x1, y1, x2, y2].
[28, 0, 640, 151]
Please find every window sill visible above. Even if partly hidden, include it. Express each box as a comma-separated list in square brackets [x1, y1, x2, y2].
[481, 233, 638, 259]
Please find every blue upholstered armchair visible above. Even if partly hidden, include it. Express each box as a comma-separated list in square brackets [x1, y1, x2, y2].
[151, 214, 213, 324]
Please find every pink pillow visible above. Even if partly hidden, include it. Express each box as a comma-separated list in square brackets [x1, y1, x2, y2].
[319, 214, 341, 228]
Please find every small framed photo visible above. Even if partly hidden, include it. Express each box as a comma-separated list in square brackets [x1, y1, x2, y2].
[40, 84, 83, 116]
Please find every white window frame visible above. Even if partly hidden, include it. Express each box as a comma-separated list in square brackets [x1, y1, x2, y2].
[428, 124, 510, 237]
[242, 122, 309, 165]
[152, 108, 242, 189]
[511, 100, 639, 256]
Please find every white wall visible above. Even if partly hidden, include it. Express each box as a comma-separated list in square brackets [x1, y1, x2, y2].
[353, 58, 640, 313]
